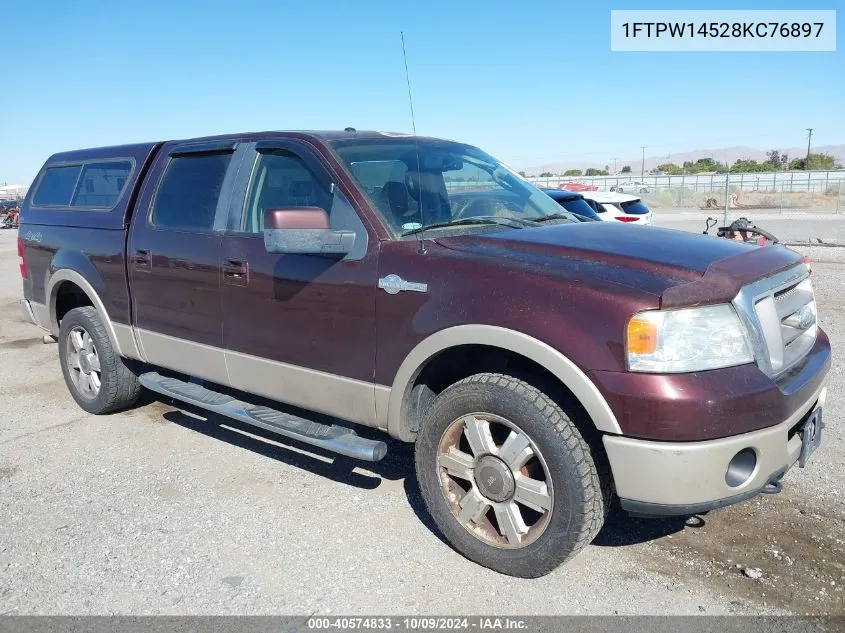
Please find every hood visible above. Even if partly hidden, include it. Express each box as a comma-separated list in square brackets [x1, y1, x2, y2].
[435, 222, 804, 307]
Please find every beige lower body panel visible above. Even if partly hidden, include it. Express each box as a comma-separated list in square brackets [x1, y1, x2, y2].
[30, 301, 51, 333]
[136, 329, 231, 387]
[604, 380, 828, 507]
[134, 329, 382, 429]
[225, 349, 381, 428]
[113, 323, 144, 361]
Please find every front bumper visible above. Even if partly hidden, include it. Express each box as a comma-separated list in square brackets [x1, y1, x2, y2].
[604, 377, 828, 516]
[590, 329, 831, 441]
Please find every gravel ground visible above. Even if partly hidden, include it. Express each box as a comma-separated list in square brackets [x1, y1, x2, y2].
[0, 227, 842, 616]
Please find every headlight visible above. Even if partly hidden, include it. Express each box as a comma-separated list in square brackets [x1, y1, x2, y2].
[626, 304, 754, 373]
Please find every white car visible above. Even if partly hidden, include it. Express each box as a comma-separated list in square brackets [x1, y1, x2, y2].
[612, 180, 650, 194]
[580, 191, 653, 225]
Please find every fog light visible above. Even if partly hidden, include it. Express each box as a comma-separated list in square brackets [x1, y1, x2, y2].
[725, 448, 757, 487]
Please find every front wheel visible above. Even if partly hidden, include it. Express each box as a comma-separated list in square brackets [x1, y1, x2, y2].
[414, 373, 609, 578]
[58, 306, 141, 414]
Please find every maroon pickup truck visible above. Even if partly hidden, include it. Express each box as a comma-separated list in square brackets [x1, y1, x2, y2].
[19, 130, 830, 577]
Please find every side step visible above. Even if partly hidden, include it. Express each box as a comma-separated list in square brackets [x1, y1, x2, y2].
[138, 372, 387, 462]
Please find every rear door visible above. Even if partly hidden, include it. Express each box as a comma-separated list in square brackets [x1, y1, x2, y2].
[128, 140, 242, 384]
[219, 139, 380, 426]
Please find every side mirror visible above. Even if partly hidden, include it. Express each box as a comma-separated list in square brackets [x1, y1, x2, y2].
[263, 207, 355, 255]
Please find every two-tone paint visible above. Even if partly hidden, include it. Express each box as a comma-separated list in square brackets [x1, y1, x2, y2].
[18, 131, 831, 512]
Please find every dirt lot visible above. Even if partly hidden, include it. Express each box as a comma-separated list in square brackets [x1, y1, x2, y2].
[0, 228, 843, 616]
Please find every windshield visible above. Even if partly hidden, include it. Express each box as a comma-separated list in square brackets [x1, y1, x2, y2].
[331, 138, 578, 235]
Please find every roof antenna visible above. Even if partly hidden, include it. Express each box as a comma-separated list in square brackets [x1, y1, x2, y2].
[401, 31, 427, 255]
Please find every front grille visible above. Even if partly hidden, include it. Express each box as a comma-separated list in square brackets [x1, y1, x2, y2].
[746, 273, 817, 376]
[731, 265, 817, 377]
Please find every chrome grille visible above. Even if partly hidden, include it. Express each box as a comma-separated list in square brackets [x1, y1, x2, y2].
[732, 265, 816, 377]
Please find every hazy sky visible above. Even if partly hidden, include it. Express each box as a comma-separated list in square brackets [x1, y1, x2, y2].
[2, 0, 842, 184]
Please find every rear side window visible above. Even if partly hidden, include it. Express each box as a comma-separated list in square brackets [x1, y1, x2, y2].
[33, 165, 82, 206]
[617, 200, 650, 215]
[71, 161, 132, 207]
[152, 153, 232, 231]
[585, 199, 606, 214]
[556, 197, 599, 220]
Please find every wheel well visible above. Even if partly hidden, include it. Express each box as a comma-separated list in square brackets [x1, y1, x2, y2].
[54, 281, 93, 325]
[404, 343, 612, 494]
[405, 344, 597, 437]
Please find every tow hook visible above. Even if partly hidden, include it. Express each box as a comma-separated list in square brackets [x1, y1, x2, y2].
[760, 474, 784, 495]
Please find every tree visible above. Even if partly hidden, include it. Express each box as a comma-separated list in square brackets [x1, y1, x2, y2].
[788, 153, 839, 170]
[585, 168, 609, 176]
[683, 157, 725, 173]
[518, 171, 526, 177]
[730, 158, 774, 173]
[656, 162, 682, 174]
[765, 150, 788, 170]
[621, 165, 632, 173]
[539, 171, 554, 178]
[563, 169, 582, 177]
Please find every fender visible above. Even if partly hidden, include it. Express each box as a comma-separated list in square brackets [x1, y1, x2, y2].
[385, 324, 623, 442]
[45, 265, 142, 361]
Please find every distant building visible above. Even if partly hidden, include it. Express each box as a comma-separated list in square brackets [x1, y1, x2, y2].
[0, 184, 28, 199]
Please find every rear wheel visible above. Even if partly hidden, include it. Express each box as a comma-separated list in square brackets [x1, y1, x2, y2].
[58, 306, 141, 414]
[414, 373, 608, 578]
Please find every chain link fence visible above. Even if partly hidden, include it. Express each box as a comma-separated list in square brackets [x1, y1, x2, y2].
[526, 171, 845, 212]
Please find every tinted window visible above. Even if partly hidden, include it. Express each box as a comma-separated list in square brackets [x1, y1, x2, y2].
[556, 198, 599, 221]
[243, 151, 332, 233]
[585, 199, 606, 213]
[33, 165, 82, 206]
[152, 153, 232, 230]
[71, 161, 132, 208]
[617, 200, 650, 215]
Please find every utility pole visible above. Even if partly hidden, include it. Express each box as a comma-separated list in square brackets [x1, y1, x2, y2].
[640, 146, 646, 178]
[806, 128, 814, 167]
[612, 158, 618, 174]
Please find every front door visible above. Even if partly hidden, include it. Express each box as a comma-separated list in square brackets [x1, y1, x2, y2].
[220, 141, 380, 425]
[128, 141, 242, 385]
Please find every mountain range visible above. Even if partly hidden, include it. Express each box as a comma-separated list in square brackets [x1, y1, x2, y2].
[523, 144, 845, 176]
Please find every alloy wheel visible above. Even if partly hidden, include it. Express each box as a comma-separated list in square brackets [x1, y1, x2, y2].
[65, 326, 102, 400]
[436, 413, 554, 549]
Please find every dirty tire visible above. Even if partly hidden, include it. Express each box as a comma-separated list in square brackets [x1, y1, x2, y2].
[415, 373, 608, 578]
[58, 306, 141, 414]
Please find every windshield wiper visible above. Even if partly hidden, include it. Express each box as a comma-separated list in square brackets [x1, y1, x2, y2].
[532, 213, 579, 223]
[401, 216, 537, 237]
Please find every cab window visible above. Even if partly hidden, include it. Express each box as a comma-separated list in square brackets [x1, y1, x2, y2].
[152, 153, 232, 231]
[242, 151, 332, 233]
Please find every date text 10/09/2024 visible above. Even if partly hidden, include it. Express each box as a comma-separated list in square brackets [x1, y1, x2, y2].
[306, 617, 528, 630]
[621, 22, 825, 39]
